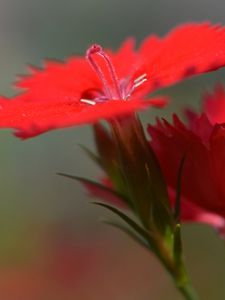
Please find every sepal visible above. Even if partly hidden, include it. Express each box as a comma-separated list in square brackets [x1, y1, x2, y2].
[174, 156, 186, 222]
[110, 115, 174, 236]
[93, 123, 133, 206]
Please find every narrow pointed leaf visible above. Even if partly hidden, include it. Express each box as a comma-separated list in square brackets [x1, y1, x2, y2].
[58, 172, 129, 205]
[93, 202, 152, 243]
[174, 155, 186, 222]
[103, 220, 150, 250]
[78, 144, 102, 167]
[173, 223, 183, 267]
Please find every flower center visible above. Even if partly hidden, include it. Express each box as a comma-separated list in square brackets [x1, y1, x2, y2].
[80, 44, 147, 105]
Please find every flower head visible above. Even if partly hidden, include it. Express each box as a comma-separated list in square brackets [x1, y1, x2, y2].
[148, 85, 225, 231]
[1, 23, 225, 138]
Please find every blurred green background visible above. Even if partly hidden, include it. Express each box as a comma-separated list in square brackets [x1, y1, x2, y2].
[0, 0, 225, 299]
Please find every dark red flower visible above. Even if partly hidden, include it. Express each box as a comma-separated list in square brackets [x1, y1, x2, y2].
[148, 85, 225, 231]
[1, 23, 225, 138]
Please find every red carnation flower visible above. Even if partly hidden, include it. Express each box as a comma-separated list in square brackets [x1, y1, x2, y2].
[148, 85, 225, 232]
[0, 23, 225, 138]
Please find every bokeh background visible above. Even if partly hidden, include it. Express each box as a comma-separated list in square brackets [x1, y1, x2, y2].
[0, 0, 225, 299]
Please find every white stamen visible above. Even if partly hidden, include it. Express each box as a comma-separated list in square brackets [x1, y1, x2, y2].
[133, 77, 147, 88]
[125, 74, 148, 100]
[80, 99, 96, 105]
[134, 73, 147, 84]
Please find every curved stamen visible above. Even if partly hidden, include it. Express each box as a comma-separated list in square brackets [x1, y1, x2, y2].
[125, 73, 147, 99]
[86, 44, 122, 99]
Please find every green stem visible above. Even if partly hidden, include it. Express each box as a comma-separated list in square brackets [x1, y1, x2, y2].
[154, 239, 200, 300]
[178, 281, 200, 300]
[172, 258, 200, 300]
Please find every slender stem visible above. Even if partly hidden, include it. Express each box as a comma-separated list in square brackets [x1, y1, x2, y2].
[178, 281, 200, 300]
[172, 259, 200, 300]
[153, 236, 200, 300]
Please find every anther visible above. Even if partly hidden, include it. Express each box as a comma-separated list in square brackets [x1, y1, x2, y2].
[133, 74, 147, 89]
[125, 73, 147, 99]
[80, 99, 96, 105]
[134, 73, 147, 84]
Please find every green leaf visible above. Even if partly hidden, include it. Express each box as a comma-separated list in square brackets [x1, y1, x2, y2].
[78, 144, 102, 167]
[57, 172, 129, 204]
[93, 202, 152, 244]
[174, 155, 186, 222]
[173, 223, 183, 266]
[103, 220, 150, 250]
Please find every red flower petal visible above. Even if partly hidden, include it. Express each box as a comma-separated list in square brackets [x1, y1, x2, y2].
[1, 23, 225, 138]
[141, 23, 225, 91]
[0, 95, 166, 138]
[16, 24, 225, 101]
[15, 39, 138, 101]
[203, 84, 225, 124]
